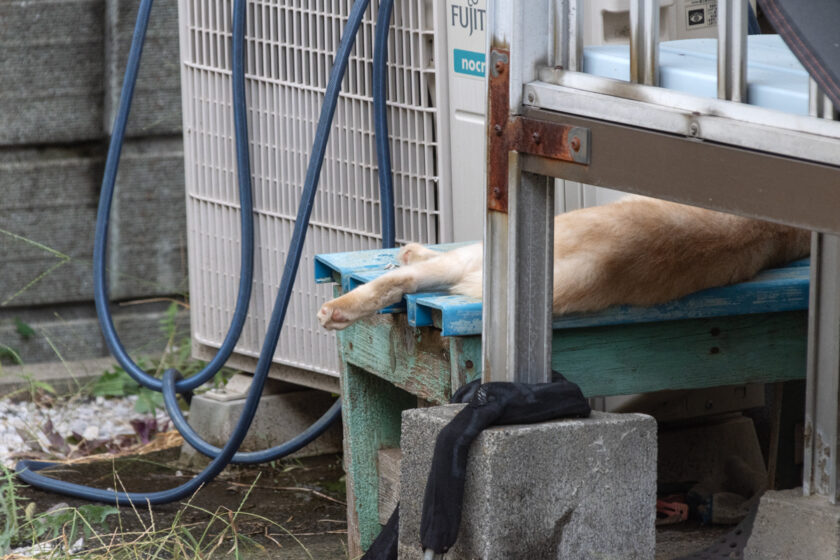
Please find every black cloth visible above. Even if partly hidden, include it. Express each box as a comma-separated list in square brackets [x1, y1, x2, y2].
[361, 506, 399, 560]
[759, 0, 840, 109]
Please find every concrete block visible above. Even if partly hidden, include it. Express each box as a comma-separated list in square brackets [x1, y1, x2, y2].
[0, 0, 104, 145]
[104, 0, 182, 136]
[0, 140, 186, 306]
[398, 406, 657, 560]
[0, 302, 189, 365]
[745, 488, 840, 560]
[179, 390, 343, 465]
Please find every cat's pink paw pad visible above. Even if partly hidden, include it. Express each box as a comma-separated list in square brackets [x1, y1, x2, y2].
[317, 301, 352, 330]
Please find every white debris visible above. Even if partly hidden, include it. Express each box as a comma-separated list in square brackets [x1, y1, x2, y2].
[0, 395, 172, 468]
[11, 537, 84, 558]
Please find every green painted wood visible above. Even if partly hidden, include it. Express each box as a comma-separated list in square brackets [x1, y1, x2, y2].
[550, 311, 807, 396]
[340, 310, 806, 413]
[339, 313, 454, 405]
[448, 336, 482, 392]
[341, 363, 415, 551]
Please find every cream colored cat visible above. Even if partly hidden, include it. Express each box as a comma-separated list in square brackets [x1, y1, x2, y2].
[317, 196, 810, 330]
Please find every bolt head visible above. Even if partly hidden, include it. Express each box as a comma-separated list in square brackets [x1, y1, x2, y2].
[570, 137, 581, 152]
[494, 124, 503, 136]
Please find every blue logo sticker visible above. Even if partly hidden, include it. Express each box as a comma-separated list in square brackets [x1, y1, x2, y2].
[454, 49, 486, 77]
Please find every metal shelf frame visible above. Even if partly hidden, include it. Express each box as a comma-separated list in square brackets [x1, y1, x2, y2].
[484, 0, 840, 502]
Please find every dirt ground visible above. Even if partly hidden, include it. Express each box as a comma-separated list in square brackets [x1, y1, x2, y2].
[14, 446, 743, 559]
[14, 448, 348, 559]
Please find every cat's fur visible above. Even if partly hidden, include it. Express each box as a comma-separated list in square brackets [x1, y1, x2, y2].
[317, 196, 810, 330]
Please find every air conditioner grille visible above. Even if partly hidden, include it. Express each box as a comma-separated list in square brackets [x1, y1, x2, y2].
[180, 0, 443, 378]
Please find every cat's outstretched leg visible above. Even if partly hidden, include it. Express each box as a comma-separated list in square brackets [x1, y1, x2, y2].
[318, 243, 482, 330]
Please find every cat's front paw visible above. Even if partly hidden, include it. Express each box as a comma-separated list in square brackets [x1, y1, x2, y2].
[317, 296, 356, 330]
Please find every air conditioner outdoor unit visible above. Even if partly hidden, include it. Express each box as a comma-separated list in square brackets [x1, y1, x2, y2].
[178, 0, 489, 388]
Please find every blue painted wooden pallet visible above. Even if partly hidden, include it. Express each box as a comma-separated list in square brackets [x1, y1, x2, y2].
[315, 244, 810, 337]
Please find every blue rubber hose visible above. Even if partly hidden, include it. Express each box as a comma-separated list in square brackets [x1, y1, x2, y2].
[92, 0, 253, 394]
[374, 0, 396, 249]
[158, 0, 401, 464]
[16, 0, 372, 504]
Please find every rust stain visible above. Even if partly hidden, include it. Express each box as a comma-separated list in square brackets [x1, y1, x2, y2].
[517, 118, 576, 162]
[487, 47, 511, 213]
[487, 49, 587, 214]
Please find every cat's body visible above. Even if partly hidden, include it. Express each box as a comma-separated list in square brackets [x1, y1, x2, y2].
[317, 196, 811, 330]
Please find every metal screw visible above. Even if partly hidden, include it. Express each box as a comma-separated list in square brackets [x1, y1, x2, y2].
[688, 122, 700, 137]
[532, 131, 541, 144]
[493, 187, 502, 198]
[495, 60, 504, 73]
[570, 136, 581, 152]
[494, 124, 503, 136]
[527, 91, 535, 103]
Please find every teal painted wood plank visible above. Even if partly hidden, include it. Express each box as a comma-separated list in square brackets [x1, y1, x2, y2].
[550, 311, 807, 397]
[449, 336, 483, 390]
[342, 363, 415, 550]
[338, 314, 453, 405]
[314, 242, 471, 287]
[338, 311, 805, 400]
[405, 292, 449, 327]
[417, 294, 483, 335]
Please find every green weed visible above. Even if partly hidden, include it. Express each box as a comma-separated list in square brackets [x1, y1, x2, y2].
[0, 465, 317, 559]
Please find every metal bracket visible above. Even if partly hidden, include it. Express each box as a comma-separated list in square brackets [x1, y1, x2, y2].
[487, 48, 590, 213]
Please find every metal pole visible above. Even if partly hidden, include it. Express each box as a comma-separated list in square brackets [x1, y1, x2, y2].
[567, 0, 583, 72]
[809, 79, 838, 121]
[717, 0, 748, 102]
[549, 0, 582, 217]
[484, 0, 554, 384]
[803, 79, 840, 501]
[629, 0, 659, 85]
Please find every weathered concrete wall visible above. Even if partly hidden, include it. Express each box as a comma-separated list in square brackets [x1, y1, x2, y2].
[0, 0, 187, 365]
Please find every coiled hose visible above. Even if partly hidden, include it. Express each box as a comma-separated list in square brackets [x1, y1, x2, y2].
[16, 0, 394, 504]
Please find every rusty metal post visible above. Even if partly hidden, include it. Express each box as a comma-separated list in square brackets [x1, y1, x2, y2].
[484, 0, 554, 384]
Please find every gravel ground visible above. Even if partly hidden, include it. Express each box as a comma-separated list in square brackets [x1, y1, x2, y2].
[0, 394, 171, 468]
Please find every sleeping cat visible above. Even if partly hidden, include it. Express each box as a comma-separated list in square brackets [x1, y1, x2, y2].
[317, 196, 810, 330]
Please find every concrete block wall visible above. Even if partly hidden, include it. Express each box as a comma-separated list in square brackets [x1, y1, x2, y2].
[0, 0, 187, 366]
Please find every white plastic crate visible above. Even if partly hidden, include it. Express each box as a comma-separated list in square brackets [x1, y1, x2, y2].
[177, 0, 458, 383]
